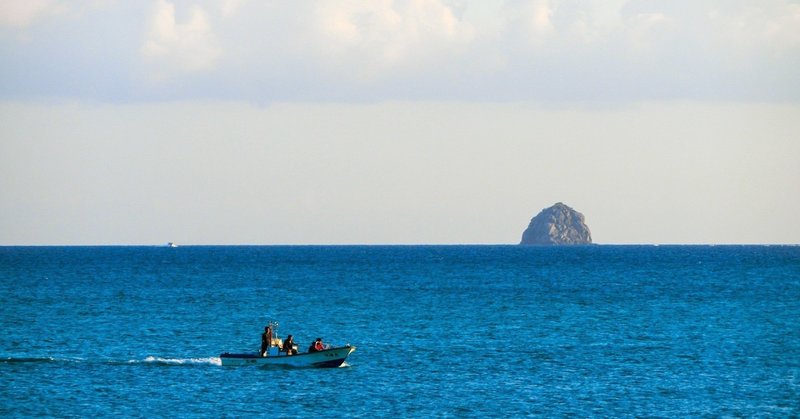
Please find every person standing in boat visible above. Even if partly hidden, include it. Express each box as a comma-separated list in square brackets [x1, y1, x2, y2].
[283, 334, 298, 356]
[260, 325, 272, 357]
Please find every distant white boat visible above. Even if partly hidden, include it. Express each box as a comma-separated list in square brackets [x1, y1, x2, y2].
[166, 242, 178, 248]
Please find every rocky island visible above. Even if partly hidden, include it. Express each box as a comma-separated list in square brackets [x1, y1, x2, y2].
[520, 202, 592, 245]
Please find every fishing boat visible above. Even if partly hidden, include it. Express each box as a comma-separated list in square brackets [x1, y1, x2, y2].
[219, 345, 356, 368]
[219, 322, 356, 368]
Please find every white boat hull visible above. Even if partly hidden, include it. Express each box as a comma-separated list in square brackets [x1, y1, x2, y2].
[219, 346, 356, 368]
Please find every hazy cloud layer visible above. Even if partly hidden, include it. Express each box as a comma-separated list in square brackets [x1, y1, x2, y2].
[0, 0, 62, 28]
[141, 0, 222, 77]
[1, 0, 798, 102]
[2, 101, 798, 244]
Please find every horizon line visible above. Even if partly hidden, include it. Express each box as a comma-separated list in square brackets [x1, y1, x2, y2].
[1, 243, 797, 247]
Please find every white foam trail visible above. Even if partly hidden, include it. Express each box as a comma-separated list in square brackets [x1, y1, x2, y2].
[1, 356, 84, 364]
[140, 356, 222, 366]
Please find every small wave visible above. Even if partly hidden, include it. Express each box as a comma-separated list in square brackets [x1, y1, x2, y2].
[138, 356, 222, 366]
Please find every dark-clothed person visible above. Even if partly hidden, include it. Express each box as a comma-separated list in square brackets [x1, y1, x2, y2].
[283, 334, 298, 355]
[260, 326, 272, 357]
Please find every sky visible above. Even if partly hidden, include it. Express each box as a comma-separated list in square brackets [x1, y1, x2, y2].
[1, 0, 799, 245]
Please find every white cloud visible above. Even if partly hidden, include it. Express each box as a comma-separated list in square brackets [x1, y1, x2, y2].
[1, 0, 799, 102]
[141, 0, 221, 77]
[709, 2, 800, 52]
[308, 0, 476, 79]
[623, 12, 672, 52]
[522, 0, 556, 43]
[0, 0, 61, 27]
[220, 0, 246, 18]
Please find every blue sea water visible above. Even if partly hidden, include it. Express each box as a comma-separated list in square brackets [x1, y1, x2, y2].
[1, 245, 799, 417]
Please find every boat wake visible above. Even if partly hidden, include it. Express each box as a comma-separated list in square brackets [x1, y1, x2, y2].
[1, 356, 82, 364]
[138, 356, 222, 366]
[1, 356, 222, 367]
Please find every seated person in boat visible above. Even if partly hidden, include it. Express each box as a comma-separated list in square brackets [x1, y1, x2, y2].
[283, 334, 298, 355]
[308, 337, 326, 352]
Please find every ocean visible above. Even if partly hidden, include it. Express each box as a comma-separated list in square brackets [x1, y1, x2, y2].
[1, 245, 798, 417]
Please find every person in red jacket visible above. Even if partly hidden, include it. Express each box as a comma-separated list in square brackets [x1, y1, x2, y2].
[308, 337, 325, 352]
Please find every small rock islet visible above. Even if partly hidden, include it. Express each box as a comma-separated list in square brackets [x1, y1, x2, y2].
[520, 202, 592, 245]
